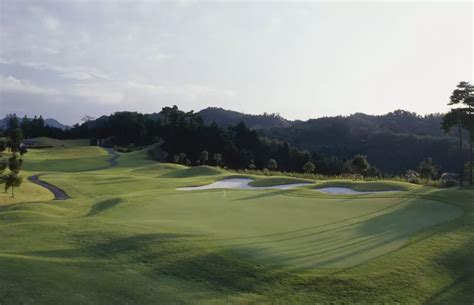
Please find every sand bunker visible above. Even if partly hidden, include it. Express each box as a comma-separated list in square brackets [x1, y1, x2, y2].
[177, 178, 311, 191]
[315, 187, 403, 195]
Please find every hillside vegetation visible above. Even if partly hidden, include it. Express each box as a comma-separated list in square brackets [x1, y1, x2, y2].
[3, 108, 464, 176]
[263, 110, 463, 173]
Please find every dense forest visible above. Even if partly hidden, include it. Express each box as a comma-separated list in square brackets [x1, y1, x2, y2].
[0, 108, 342, 174]
[261, 110, 464, 174]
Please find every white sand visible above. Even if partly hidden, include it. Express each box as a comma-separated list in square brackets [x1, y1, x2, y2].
[315, 187, 403, 195]
[177, 178, 311, 191]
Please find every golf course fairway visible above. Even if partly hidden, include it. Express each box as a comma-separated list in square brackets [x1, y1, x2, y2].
[1, 144, 473, 304]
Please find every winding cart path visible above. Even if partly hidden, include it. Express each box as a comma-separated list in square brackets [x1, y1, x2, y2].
[28, 148, 119, 200]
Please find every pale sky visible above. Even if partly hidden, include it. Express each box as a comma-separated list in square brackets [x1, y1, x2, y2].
[0, 0, 472, 125]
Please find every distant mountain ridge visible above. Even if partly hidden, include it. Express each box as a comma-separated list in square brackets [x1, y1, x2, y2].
[0, 117, 69, 130]
[197, 107, 294, 129]
[196, 107, 447, 137]
[84, 107, 295, 130]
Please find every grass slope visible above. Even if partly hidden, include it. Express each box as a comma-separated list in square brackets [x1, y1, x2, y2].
[28, 137, 89, 147]
[314, 179, 416, 191]
[23, 146, 110, 172]
[0, 145, 472, 304]
[248, 176, 313, 187]
[160, 165, 224, 178]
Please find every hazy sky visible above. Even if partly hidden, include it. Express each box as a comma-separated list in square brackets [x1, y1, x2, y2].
[0, 0, 472, 125]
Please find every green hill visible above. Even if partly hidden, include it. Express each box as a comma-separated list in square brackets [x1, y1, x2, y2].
[0, 145, 472, 304]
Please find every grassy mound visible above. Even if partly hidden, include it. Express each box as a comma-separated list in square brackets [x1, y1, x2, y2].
[314, 179, 416, 191]
[160, 165, 224, 178]
[131, 163, 187, 174]
[23, 147, 110, 172]
[248, 176, 313, 187]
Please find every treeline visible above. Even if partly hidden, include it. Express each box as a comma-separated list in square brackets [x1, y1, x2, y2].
[0, 114, 67, 140]
[75, 106, 348, 174]
[0, 108, 349, 174]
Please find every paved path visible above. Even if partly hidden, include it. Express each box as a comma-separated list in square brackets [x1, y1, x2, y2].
[28, 148, 120, 200]
[27, 174, 71, 200]
[82, 148, 120, 172]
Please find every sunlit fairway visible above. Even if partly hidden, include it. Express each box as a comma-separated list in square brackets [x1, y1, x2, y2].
[1, 141, 473, 304]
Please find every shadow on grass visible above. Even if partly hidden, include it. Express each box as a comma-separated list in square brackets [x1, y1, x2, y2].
[86, 198, 123, 216]
[7, 221, 471, 304]
[423, 232, 474, 305]
[8, 231, 285, 295]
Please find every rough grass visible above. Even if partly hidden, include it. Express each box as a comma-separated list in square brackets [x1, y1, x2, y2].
[248, 176, 313, 187]
[28, 137, 89, 147]
[314, 179, 417, 191]
[0, 145, 473, 304]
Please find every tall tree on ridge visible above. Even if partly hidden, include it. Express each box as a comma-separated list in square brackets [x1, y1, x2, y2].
[443, 81, 474, 186]
[442, 109, 465, 186]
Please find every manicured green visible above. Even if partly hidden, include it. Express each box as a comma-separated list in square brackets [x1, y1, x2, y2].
[0, 143, 473, 304]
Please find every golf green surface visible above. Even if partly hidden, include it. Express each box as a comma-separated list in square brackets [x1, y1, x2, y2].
[1, 142, 473, 304]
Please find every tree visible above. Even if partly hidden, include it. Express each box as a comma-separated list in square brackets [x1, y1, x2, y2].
[173, 154, 180, 163]
[178, 153, 187, 164]
[405, 169, 420, 184]
[3, 172, 22, 198]
[417, 157, 438, 185]
[19, 145, 28, 156]
[1, 154, 23, 197]
[0, 158, 6, 175]
[442, 109, 466, 186]
[351, 154, 369, 175]
[8, 153, 23, 173]
[0, 139, 6, 155]
[6, 114, 20, 130]
[213, 153, 222, 166]
[465, 161, 474, 183]
[302, 161, 316, 173]
[366, 166, 382, 178]
[445, 81, 474, 185]
[267, 159, 278, 171]
[200, 150, 209, 165]
[0, 158, 6, 192]
[8, 128, 23, 152]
